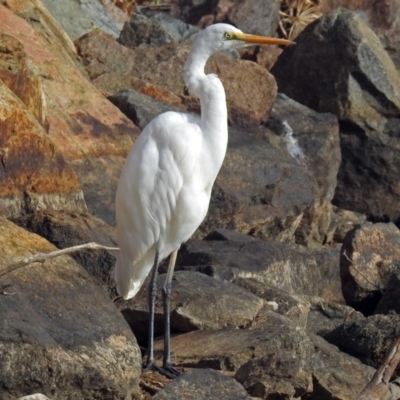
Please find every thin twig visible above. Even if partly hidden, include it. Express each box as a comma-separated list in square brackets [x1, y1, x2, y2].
[0, 242, 119, 278]
[356, 335, 400, 399]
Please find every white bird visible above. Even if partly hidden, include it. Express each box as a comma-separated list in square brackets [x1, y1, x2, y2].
[115, 23, 293, 377]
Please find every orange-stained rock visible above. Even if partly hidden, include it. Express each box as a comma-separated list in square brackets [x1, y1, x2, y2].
[0, 79, 86, 217]
[0, 1, 140, 223]
[76, 29, 278, 130]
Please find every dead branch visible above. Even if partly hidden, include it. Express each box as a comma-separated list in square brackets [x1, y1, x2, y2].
[356, 335, 400, 400]
[0, 242, 119, 278]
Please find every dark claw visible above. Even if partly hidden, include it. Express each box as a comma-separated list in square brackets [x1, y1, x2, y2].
[143, 361, 180, 379]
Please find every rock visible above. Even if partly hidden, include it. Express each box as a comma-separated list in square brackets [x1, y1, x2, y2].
[204, 228, 257, 242]
[18, 395, 50, 400]
[118, 12, 199, 48]
[75, 28, 278, 130]
[326, 205, 367, 244]
[272, 8, 400, 223]
[308, 334, 375, 400]
[374, 270, 400, 315]
[154, 314, 313, 371]
[153, 316, 375, 399]
[325, 314, 400, 377]
[264, 93, 341, 247]
[235, 351, 313, 398]
[170, 0, 217, 25]
[318, 0, 400, 70]
[116, 271, 263, 344]
[177, 236, 343, 302]
[108, 89, 181, 130]
[0, 1, 139, 225]
[229, 278, 311, 328]
[152, 368, 253, 400]
[40, 0, 128, 40]
[201, 125, 316, 242]
[340, 222, 400, 312]
[0, 218, 141, 399]
[0, 77, 86, 218]
[306, 297, 363, 337]
[227, 0, 280, 37]
[11, 210, 118, 297]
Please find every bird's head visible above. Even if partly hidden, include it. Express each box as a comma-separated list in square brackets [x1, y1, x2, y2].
[196, 23, 294, 55]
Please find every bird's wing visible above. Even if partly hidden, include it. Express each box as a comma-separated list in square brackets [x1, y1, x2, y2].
[116, 111, 202, 266]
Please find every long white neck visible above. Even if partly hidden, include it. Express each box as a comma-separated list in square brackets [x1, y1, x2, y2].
[183, 45, 228, 170]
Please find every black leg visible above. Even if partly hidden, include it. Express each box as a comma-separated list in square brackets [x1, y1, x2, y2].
[144, 250, 159, 370]
[144, 248, 180, 379]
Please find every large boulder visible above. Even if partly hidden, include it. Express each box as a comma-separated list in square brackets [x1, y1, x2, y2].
[0, 77, 86, 218]
[272, 8, 400, 223]
[0, 218, 141, 399]
[340, 222, 400, 312]
[75, 28, 278, 130]
[0, 1, 139, 225]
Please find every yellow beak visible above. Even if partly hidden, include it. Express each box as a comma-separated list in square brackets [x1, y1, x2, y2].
[236, 33, 295, 46]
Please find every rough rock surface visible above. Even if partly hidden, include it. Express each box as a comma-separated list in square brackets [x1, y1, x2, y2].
[176, 235, 343, 303]
[118, 12, 199, 48]
[152, 368, 253, 400]
[264, 93, 340, 247]
[40, 0, 128, 40]
[116, 271, 264, 344]
[318, 0, 400, 70]
[75, 28, 277, 130]
[0, 77, 86, 217]
[0, 218, 141, 399]
[325, 314, 400, 377]
[340, 222, 400, 312]
[272, 8, 400, 223]
[0, 1, 139, 224]
[11, 210, 118, 296]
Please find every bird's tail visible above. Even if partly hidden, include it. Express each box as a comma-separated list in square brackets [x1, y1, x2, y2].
[114, 246, 156, 300]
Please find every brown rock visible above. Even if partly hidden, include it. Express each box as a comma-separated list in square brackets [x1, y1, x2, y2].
[0, 2, 139, 224]
[0, 218, 141, 399]
[0, 79, 86, 217]
[153, 369, 253, 400]
[11, 210, 118, 296]
[272, 8, 400, 223]
[340, 222, 400, 311]
[75, 29, 278, 130]
[116, 270, 264, 344]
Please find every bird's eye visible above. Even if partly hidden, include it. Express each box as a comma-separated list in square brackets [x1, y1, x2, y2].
[223, 32, 234, 40]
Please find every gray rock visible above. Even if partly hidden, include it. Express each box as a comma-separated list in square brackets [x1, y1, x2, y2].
[340, 222, 400, 312]
[40, 0, 127, 40]
[176, 236, 343, 302]
[306, 297, 364, 337]
[153, 368, 253, 400]
[108, 89, 182, 130]
[227, 0, 281, 37]
[264, 93, 341, 247]
[324, 314, 400, 377]
[374, 270, 400, 315]
[11, 210, 118, 297]
[154, 315, 313, 371]
[0, 218, 141, 399]
[116, 270, 263, 344]
[170, 0, 216, 25]
[118, 12, 199, 48]
[272, 8, 400, 223]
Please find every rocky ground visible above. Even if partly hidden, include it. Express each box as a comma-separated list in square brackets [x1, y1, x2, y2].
[1, 0, 400, 399]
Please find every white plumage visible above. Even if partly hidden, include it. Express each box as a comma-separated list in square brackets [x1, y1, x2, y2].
[114, 23, 293, 376]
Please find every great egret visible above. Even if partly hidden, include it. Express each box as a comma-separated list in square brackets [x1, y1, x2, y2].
[115, 23, 293, 377]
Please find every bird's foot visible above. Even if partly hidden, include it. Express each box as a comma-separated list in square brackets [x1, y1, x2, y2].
[143, 361, 180, 379]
